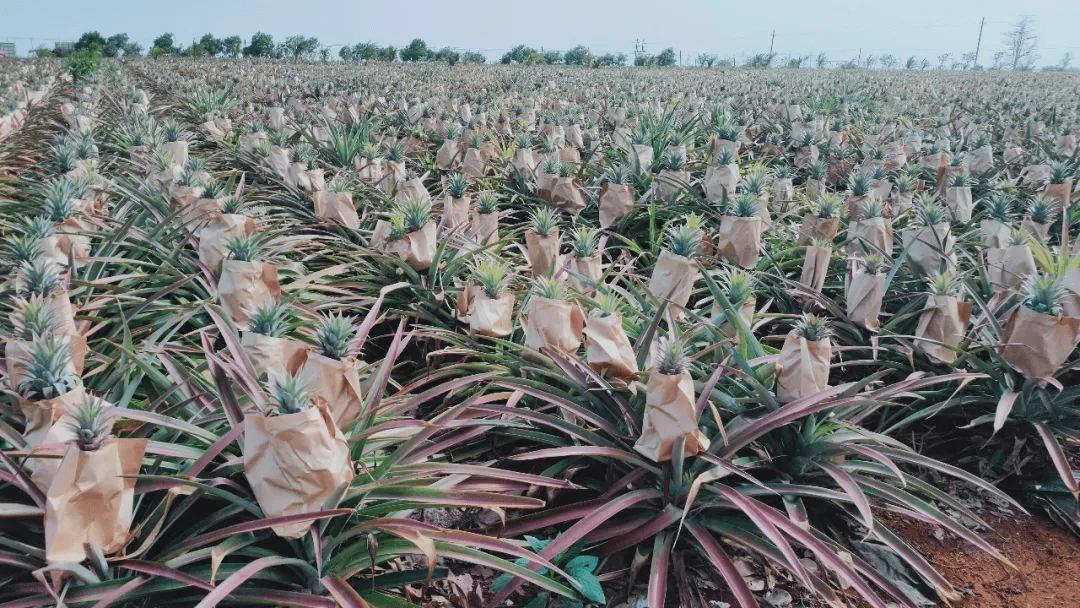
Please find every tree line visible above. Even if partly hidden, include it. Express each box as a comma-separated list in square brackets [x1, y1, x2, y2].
[37, 18, 1068, 72]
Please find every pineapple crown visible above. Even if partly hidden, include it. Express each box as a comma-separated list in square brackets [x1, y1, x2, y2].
[5, 234, 43, 268]
[817, 194, 841, 219]
[731, 193, 759, 218]
[249, 301, 294, 338]
[17, 337, 78, 400]
[225, 234, 263, 262]
[861, 200, 885, 219]
[894, 173, 915, 194]
[847, 171, 871, 196]
[269, 373, 312, 415]
[529, 207, 560, 237]
[983, 193, 1014, 222]
[569, 226, 600, 258]
[716, 149, 736, 166]
[385, 142, 404, 162]
[475, 191, 499, 214]
[1050, 161, 1072, 185]
[446, 172, 470, 198]
[861, 254, 887, 275]
[949, 173, 970, 188]
[314, 312, 357, 360]
[542, 155, 561, 174]
[808, 160, 827, 180]
[202, 179, 229, 199]
[792, 314, 830, 341]
[927, 272, 960, 296]
[42, 180, 76, 222]
[665, 219, 703, 259]
[721, 267, 755, 305]
[532, 276, 570, 301]
[916, 197, 946, 226]
[18, 261, 62, 298]
[594, 291, 625, 317]
[12, 298, 59, 341]
[68, 396, 110, 452]
[471, 258, 512, 299]
[398, 198, 432, 233]
[1021, 272, 1064, 316]
[1028, 197, 1057, 225]
[774, 164, 792, 179]
[741, 171, 767, 195]
[220, 197, 246, 215]
[661, 151, 685, 171]
[163, 119, 188, 143]
[22, 216, 55, 240]
[557, 163, 574, 179]
[654, 336, 688, 375]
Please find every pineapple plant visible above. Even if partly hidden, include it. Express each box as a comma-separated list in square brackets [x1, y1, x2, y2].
[269, 373, 312, 415]
[12, 298, 58, 340]
[471, 259, 512, 299]
[17, 337, 79, 400]
[792, 314, 830, 341]
[447, 172, 470, 198]
[19, 261, 62, 298]
[475, 191, 499, 214]
[569, 226, 600, 258]
[225, 234, 263, 262]
[249, 302, 294, 338]
[731, 193, 759, 218]
[529, 207, 560, 237]
[654, 336, 688, 375]
[665, 219, 702, 259]
[1021, 273, 1064, 316]
[400, 199, 432, 234]
[315, 313, 357, 360]
[68, 396, 109, 452]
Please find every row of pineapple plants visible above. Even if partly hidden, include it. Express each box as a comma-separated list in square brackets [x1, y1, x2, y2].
[2, 58, 1080, 607]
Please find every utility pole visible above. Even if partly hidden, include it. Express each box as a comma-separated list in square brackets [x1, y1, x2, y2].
[973, 16, 985, 67]
[769, 30, 775, 56]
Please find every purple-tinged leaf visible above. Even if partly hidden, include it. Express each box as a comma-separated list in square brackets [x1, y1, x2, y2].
[91, 576, 147, 608]
[685, 522, 759, 608]
[1034, 422, 1079, 500]
[818, 462, 874, 532]
[647, 531, 673, 608]
[321, 574, 371, 608]
[994, 390, 1020, 434]
[116, 560, 214, 591]
[717, 487, 812, 586]
[174, 509, 353, 552]
[194, 557, 313, 608]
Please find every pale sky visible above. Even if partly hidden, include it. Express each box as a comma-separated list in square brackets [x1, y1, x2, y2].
[4, 0, 1079, 67]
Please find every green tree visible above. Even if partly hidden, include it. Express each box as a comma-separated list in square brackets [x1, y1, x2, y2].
[656, 47, 677, 66]
[74, 31, 106, 54]
[696, 52, 718, 67]
[66, 48, 102, 82]
[400, 38, 430, 61]
[461, 51, 485, 64]
[152, 33, 179, 55]
[280, 35, 319, 60]
[378, 45, 396, 61]
[223, 36, 242, 58]
[242, 32, 275, 58]
[564, 45, 590, 65]
[434, 47, 460, 65]
[339, 46, 355, 61]
[541, 49, 562, 64]
[103, 33, 130, 57]
[199, 34, 223, 57]
[594, 52, 626, 67]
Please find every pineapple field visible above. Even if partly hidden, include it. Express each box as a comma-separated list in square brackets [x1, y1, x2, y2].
[2, 56, 1080, 608]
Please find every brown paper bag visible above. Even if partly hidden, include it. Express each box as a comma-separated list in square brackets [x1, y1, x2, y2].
[395, 178, 431, 205]
[551, 178, 587, 214]
[1044, 180, 1074, 212]
[980, 219, 1012, 249]
[715, 216, 763, 269]
[654, 170, 691, 201]
[525, 229, 560, 278]
[704, 164, 739, 204]
[510, 148, 540, 177]
[986, 245, 1036, 292]
[599, 182, 634, 229]
[798, 215, 839, 246]
[458, 284, 514, 338]
[1062, 268, 1080, 318]
[847, 270, 884, 331]
[568, 254, 602, 294]
[289, 350, 364, 429]
[470, 211, 498, 245]
[55, 218, 91, 267]
[218, 261, 281, 331]
[712, 298, 755, 340]
[243, 405, 354, 539]
[462, 148, 488, 178]
[7, 335, 86, 393]
[945, 186, 973, 223]
[583, 310, 639, 383]
[522, 297, 585, 354]
[40, 290, 78, 337]
[776, 334, 831, 403]
[799, 245, 831, 293]
[312, 191, 360, 228]
[45, 438, 147, 563]
[914, 295, 971, 364]
[634, 370, 709, 462]
[848, 217, 893, 257]
[17, 386, 86, 491]
[648, 250, 699, 312]
[436, 140, 461, 171]
[1001, 307, 1080, 380]
[241, 333, 307, 381]
[372, 221, 437, 271]
[902, 224, 955, 277]
[197, 214, 255, 271]
[441, 195, 471, 234]
[631, 145, 654, 174]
